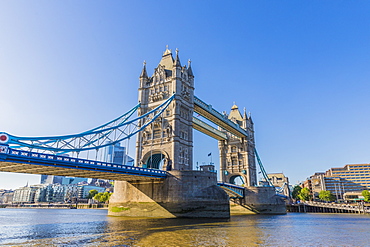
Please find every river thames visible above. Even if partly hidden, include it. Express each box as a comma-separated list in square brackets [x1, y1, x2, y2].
[0, 208, 369, 246]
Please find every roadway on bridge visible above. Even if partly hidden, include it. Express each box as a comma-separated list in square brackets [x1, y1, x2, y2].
[0, 145, 166, 181]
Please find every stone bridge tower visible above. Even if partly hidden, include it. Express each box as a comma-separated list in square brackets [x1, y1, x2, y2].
[136, 47, 194, 171]
[219, 105, 257, 186]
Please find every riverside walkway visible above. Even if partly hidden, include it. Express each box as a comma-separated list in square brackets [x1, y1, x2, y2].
[287, 201, 370, 214]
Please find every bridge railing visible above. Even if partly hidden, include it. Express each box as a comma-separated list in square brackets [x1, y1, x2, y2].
[217, 182, 245, 198]
[1, 145, 167, 178]
[302, 201, 370, 214]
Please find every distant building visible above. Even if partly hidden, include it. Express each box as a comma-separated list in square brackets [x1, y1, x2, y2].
[41, 175, 89, 186]
[90, 179, 112, 188]
[267, 173, 290, 198]
[61, 177, 88, 185]
[105, 141, 134, 165]
[305, 163, 370, 200]
[78, 185, 105, 199]
[40, 175, 64, 184]
[0, 189, 14, 204]
[13, 184, 46, 203]
[12, 182, 107, 203]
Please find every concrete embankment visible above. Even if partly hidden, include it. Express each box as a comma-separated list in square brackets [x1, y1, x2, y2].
[230, 186, 287, 215]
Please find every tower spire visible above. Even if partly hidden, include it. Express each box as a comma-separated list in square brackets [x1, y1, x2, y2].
[174, 48, 181, 67]
[140, 60, 148, 78]
[188, 59, 194, 77]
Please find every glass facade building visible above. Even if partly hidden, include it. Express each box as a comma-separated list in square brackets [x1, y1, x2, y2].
[308, 164, 370, 200]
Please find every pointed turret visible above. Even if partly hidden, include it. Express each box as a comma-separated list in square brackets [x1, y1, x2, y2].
[248, 112, 254, 124]
[140, 61, 148, 78]
[174, 48, 181, 67]
[188, 59, 194, 78]
[172, 48, 182, 79]
[243, 107, 247, 119]
[228, 103, 243, 126]
[159, 45, 174, 69]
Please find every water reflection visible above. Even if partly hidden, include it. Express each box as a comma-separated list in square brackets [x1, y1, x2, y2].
[102, 216, 265, 246]
[1, 209, 370, 246]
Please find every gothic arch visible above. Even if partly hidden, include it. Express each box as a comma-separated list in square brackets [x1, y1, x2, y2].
[141, 150, 170, 170]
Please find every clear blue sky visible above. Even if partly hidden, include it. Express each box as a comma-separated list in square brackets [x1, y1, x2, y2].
[1, 1, 370, 189]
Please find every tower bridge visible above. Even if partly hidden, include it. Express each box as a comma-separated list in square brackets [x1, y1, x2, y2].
[0, 47, 286, 217]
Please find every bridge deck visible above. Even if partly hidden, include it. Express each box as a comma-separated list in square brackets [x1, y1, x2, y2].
[217, 182, 245, 198]
[0, 146, 166, 181]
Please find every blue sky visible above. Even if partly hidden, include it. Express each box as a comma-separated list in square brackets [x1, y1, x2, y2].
[1, 1, 370, 189]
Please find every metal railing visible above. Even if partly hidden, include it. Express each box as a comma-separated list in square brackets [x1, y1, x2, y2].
[1, 145, 167, 178]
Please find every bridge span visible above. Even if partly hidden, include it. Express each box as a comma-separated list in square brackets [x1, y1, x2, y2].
[0, 145, 166, 181]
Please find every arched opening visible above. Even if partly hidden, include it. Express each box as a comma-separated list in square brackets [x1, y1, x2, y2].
[146, 153, 165, 170]
[229, 175, 245, 186]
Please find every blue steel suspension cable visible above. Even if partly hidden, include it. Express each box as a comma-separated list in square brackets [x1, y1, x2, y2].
[1, 94, 175, 153]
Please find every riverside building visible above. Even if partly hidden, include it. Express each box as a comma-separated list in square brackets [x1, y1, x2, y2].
[307, 163, 370, 200]
[267, 173, 291, 198]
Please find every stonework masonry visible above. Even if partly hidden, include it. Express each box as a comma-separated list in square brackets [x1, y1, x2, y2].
[136, 47, 194, 171]
[219, 105, 257, 187]
[108, 170, 230, 218]
[108, 47, 286, 218]
[230, 187, 286, 215]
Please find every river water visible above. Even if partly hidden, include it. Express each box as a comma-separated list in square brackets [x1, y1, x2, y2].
[0, 209, 369, 246]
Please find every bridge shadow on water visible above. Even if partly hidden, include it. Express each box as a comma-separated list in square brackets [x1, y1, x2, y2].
[0, 208, 267, 247]
[100, 215, 265, 247]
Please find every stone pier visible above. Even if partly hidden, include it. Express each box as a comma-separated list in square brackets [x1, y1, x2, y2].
[230, 187, 286, 215]
[108, 170, 230, 218]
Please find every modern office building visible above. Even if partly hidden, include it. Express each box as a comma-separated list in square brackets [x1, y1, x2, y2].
[306, 164, 370, 200]
[12, 183, 107, 203]
[13, 184, 46, 203]
[105, 141, 134, 165]
[61, 177, 88, 185]
[78, 185, 105, 199]
[41, 175, 88, 186]
[40, 175, 64, 184]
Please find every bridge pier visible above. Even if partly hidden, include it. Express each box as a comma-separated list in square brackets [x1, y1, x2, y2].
[229, 187, 286, 215]
[108, 170, 230, 218]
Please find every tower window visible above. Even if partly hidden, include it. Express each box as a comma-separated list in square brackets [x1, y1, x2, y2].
[180, 130, 188, 140]
[153, 128, 161, 139]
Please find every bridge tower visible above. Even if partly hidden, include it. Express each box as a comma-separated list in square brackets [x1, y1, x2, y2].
[109, 47, 230, 218]
[136, 47, 194, 171]
[219, 104, 257, 186]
